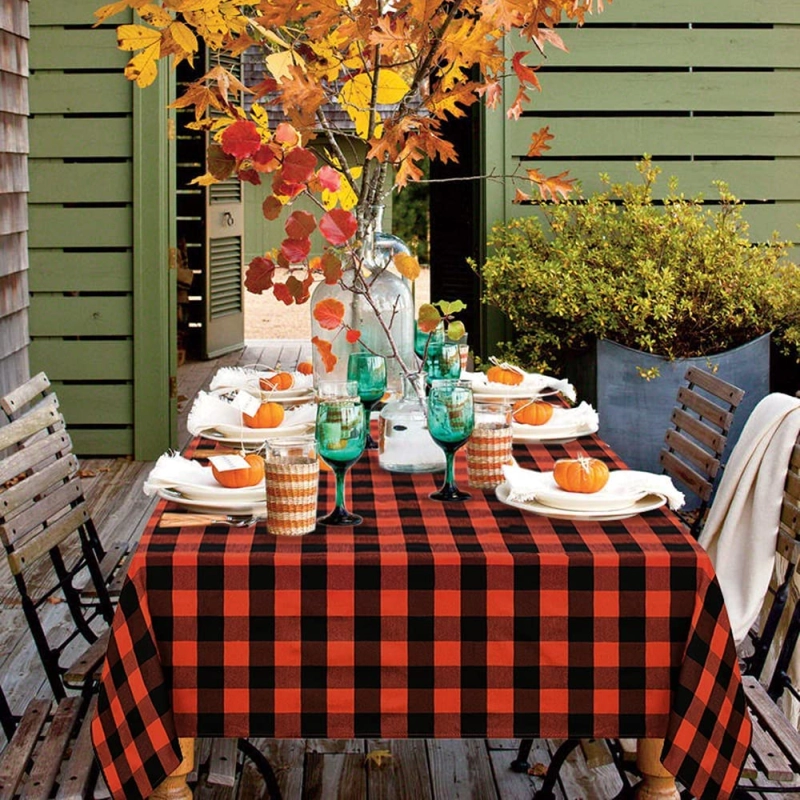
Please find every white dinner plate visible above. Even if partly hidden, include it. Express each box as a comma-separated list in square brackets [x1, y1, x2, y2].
[157, 487, 267, 516]
[512, 407, 599, 444]
[514, 471, 646, 512]
[198, 421, 315, 446]
[158, 476, 266, 504]
[472, 384, 560, 401]
[495, 481, 666, 521]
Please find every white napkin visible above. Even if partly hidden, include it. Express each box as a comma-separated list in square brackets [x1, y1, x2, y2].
[143, 452, 264, 499]
[513, 402, 598, 433]
[465, 370, 577, 403]
[210, 367, 313, 394]
[187, 391, 317, 437]
[502, 464, 685, 510]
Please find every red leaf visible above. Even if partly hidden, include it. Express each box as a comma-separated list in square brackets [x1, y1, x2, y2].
[319, 209, 357, 246]
[286, 274, 311, 304]
[252, 144, 278, 172]
[313, 297, 345, 330]
[511, 51, 541, 90]
[244, 256, 275, 294]
[317, 165, 341, 192]
[312, 336, 337, 373]
[321, 251, 343, 284]
[220, 119, 262, 159]
[272, 169, 305, 199]
[282, 147, 317, 184]
[272, 281, 294, 305]
[238, 168, 261, 186]
[285, 210, 316, 239]
[345, 329, 361, 344]
[249, 78, 279, 99]
[280, 236, 312, 263]
[274, 122, 300, 146]
[262, 195, 283, 221]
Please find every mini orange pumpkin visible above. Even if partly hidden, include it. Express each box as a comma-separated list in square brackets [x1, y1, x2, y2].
[211, 453, 265, 488]
[259, 371, 294, 391]
[512, 399, 554, 426]
[297, 361, 313, 375]
[486, 365, 524, 386]
[243, 401, 285, 429]
[553, 457, 610, 494]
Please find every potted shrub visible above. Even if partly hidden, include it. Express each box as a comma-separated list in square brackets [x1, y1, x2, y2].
[473, 157, 800, 472]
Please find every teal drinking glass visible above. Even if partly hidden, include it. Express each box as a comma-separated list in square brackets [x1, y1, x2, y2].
[427, 379, 474, 501]
[316, 381, 366, 526]
[424, 341, 461, 385]
[347, 352, 387, 450]
[414, 321, 445, 361]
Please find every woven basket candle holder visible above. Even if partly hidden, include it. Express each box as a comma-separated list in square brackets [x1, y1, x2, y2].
[263, 458, 319, 536]
[466, 425, 513, 490]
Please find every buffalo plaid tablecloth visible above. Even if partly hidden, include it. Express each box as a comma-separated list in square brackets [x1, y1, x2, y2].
[92, 434, 751, 800]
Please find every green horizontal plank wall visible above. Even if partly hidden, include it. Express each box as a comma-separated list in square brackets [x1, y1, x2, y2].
[482, 3, 800, 349]
[28, 0, 175, 458]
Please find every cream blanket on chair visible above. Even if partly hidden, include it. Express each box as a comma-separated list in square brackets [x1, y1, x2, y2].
[698, 393, 800, 646]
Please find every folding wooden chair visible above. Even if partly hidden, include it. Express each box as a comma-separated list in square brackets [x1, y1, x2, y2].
[0, 381, 121, 701]
[659, 366, 746, 538]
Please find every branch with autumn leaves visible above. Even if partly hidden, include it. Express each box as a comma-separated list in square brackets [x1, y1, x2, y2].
[96, 0, 608, 374]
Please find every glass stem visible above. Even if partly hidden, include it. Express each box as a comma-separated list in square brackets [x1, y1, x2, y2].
[443, 447, 456, 491]
[334, 466, 347, 511]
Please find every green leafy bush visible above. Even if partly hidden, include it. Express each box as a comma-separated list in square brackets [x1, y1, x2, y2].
[473, 158, 800, 373]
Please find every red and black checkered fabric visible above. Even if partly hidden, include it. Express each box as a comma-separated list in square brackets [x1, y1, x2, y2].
[92, 436, 751, 800]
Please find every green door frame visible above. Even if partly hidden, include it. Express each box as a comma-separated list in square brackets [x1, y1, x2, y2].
[133, 71, 177, 460]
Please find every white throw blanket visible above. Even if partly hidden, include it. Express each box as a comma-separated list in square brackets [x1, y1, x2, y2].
[698, 393, 800, 645]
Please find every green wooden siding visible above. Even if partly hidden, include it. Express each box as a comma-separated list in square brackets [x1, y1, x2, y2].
[483, 3, 800, 349]
[27, 0, 175, 458]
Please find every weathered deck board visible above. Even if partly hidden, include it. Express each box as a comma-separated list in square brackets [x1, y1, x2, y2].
[0, 341, 619, 799]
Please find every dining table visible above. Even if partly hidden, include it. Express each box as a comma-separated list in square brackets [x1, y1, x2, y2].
[91, 424, 752, 800]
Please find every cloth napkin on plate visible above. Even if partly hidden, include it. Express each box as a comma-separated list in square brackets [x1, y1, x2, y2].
[210, 367, 314, 393]
[187, 391, 317, 437]
[465, 371, 577, 403]
[502, 463, 685, 510]
[143, 452, 262, 496]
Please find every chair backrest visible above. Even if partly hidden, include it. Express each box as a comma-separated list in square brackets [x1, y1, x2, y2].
[0, 371, 55, 421]
[659, 366, 745, 536]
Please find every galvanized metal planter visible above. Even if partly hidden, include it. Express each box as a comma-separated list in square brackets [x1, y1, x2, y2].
[564, 333, 771, 479]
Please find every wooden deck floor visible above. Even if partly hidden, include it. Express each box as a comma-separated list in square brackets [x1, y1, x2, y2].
[0, 341, 627, 800]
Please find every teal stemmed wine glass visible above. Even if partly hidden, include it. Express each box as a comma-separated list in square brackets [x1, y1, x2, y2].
[424, 341, 461, 385]
[427, 379, 474, 501]
[347, 352, 387, 450]
[316, 381, 366, 526]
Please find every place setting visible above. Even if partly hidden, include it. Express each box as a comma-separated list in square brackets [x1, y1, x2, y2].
[510, 399, 599, 444]
[496, 457, 685, 521]
[209, 365, 315, 405]
[464, 358, 577, 403]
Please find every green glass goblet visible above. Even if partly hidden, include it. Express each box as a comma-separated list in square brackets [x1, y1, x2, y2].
[427, 379, 475, 501]
[347, 352, 387, 450]
[316, 381, 366, 526]
[424, 341, 461, 385]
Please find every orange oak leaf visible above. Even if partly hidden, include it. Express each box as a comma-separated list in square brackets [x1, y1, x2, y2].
[169, 82, 223, 122]
[527, 126, 554, 158]
[221, 119, 261, 159]
[511, 51, 541, 91]
[285, 210, 316, 239]
[282, 147, 317, 184]
[513, 187, 531, 204]
[244, 256, 275, 294]
[262, 195, 283, 221]
[527, 168, 576, 201]
[319, 209, 357, 246]
[345, 329, 361, 344]
[312, 336, 337, 373]
[313, 297, 346, 330]
[272, 281, 294, 305]
[280, 236, 312, 263]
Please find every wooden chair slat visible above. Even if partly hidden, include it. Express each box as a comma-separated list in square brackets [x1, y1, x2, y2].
[663, 429, 720, 476]
[0, 455, 80, 519]
[22, 697, 83, 800]
[0, 373, 52, 417]
[1, 478, 85, 548]
[64, 629, 110, 686]
[0, 397, 61, 453]
[659, 449, 713, 501]
[789, 441, 800, 472]
[740, 752, 759, 781]
[579, 738, 613, 769]
[684, 366, 746, 405]
[780, 497, 800, 535]
[0, 429, 72, 488]
[104, 552, 131, 597]
[79, 542, 129, 598]
[676, 385, 733, 432]
[785, 468, 800, 503]
[670, 407, 726, 454]
[6, 505, 91, 576]
[0, 699, 51, 800]
[207, 738, 238, 787]
[744, 676, 800, 781]
[54, 698, 98, 800]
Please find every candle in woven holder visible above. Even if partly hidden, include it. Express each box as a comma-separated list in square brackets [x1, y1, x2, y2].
[466, 401, 513, 490]
[264, 437, 319, 536]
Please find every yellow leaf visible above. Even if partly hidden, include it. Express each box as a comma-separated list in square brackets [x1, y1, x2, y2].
[365, 749, 393, 768]
[372, 69, 410, 105]
[169, 21, 198, 53]
[124, 42, 161, 87]
[394, 253, 421, 282]
[322, 166, 361, 211]
[189, 172, 220, 185]
[137, 4, 173, 28]
[117, 23, 161, 51]
[266, 49, 304, 81]
[94, 1, 130, 26]
[339, 70, 409, 138]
